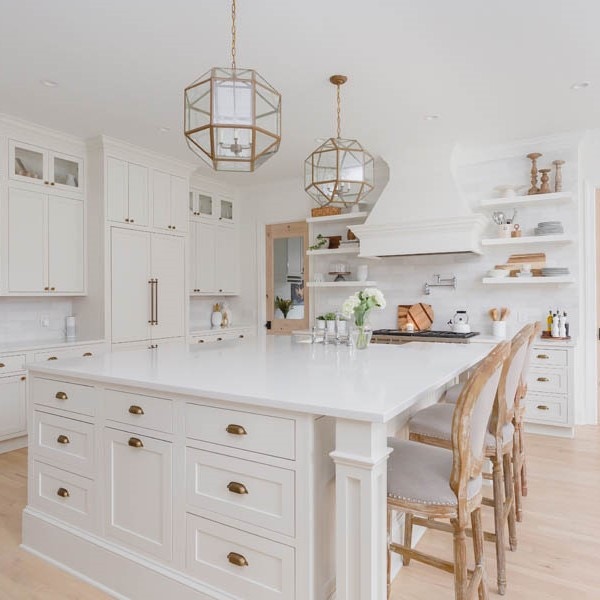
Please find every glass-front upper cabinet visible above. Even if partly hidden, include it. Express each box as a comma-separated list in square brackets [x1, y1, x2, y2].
[189, 188, 216, 220]
[9, 140, 83, 194]
[219, 195, 235, 225]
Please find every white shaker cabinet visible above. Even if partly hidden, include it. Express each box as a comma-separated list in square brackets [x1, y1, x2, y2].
[106, 157, 149, 226]
[110, 228, 185, 344]
[215, 225, 239, 294]
[0, 375, 27, 441]
[7, 188, 84, 294]
[153, 171, 188, 233]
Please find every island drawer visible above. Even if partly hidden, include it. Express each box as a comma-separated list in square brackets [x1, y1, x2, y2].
[0, 354, 26, 374]
[185, 404, 295, 460]
[32, 411, 95, 476]
[531, 348, 567, 367]
[185, 514, 295, 600]
[104, 389, 174, 434]
[186, 447, 295, 536]
[528, 368, 567, 394]
[33, 346, 103, 363]
[33, 378, 95, 417]
[524, 395, 568, 424]
[32, 460, 96, 531]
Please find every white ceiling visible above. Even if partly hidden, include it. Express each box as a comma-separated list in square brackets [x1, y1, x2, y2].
[1, 0, 599, 185]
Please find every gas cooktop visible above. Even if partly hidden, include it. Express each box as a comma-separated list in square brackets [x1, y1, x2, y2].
[372, 329, 479, 340]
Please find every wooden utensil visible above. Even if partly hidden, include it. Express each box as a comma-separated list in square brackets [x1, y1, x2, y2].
[489, 308, 499, 322]
[500, 307, 510, 321]
[397, 303, 434, 331]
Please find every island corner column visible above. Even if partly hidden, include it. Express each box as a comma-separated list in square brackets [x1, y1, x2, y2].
[330, 418, 391, 600]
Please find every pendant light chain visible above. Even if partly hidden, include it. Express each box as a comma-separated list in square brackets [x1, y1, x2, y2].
[336, 83, 342, 139]
[231, 0, 237, 70]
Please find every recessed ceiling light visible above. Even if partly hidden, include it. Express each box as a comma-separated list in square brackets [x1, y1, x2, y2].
[424, 114, 440, 121]
[40, 79, 58, 88]
[158, 127, 171, 133]
[571, 81, 590, 91]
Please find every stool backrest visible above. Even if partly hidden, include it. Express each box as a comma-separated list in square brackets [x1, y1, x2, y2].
[450, 342, 510, 504]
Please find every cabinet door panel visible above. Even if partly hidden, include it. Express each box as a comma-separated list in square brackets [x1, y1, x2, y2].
[8, 188, 46, 292]
[128, 163, 149, 226]
[110, 228, 151, 343]
[104, 428, 172, 562]
[216, 225, 238, 294]
[0, 376, 26, 440]
[151, 234, 185, 340]
[152, 170, 171, 232]
[10, 140, 47, 186]
[48, 196, 84, 293]
[170, 175, 188, 233]
[106, 157, 128, 223]
[195, 222, 216, 293]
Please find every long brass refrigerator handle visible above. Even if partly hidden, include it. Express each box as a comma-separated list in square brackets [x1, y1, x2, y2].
[154, 278, 158, 326]
[148, 279, 157, 325]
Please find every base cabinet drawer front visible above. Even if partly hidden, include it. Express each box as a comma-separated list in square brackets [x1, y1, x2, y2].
[104, 428, 173, 562]
[33, 411, 94, 475]
[531, 348, 567, 368]
[104, 389, 174, 434]
[528, 368, 567, 394]
[32, 461, 96, 531]
[33, 378, 95, 417]
[185, 514, 295, 600]
[186, 404, 295, 460]
[525, 396, 568, 424]
[0, 354, 26, 374]
[186, 448, 295, 537]
[33, 346, 103, 363]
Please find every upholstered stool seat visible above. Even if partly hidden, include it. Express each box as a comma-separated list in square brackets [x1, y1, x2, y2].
[387, 438, 482, 508]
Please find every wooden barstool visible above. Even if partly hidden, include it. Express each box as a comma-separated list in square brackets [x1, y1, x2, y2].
[387, 341, 510, 600]
[407, 325, 532, 595]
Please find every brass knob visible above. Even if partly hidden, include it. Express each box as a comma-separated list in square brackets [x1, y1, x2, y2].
[44, 181, 49, 185]
[537, 377, 549, 382]
[48, 356, 58, 361]
[125, 218, 130, 222]
[128, 437, 143, 448]
[20, 376, 26, 381]
[536, 405, 550, 411]
[130, 218, 134, 223]
[227, 552, 248, 567]
[226, 424, 247, 436]
[536, 354, 549, 359]
[239, 335, 244, 339]
[217, 337, 223, 342]
[57, 434, 70, 445]
[172, 225, 176, 230]
[128, 405, 144, 415]
[0, 363, 4, 368]
[50, 182, 55, 186]
[56, 487, 70, 498]
[83, 352, 93, 357]
[50, 287, 55, 291]
[198, 339, 205, 343]
[44, 287, 49, 291]
[55, 391, 68, 400]
[227, 481, 248, 495]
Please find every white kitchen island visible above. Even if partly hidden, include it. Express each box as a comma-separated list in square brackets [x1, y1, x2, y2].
[22, 336, 495, 600]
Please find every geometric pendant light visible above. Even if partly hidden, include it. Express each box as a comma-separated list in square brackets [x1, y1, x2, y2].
[304, 75, 374, 206]
[184, 0, 282, 172]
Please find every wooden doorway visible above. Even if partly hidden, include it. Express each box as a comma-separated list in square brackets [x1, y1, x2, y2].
[266, 221, 309, 334]
[596, 190, 600, 416]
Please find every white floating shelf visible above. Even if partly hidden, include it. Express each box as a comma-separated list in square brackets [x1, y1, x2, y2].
[481, 234, 572, 247]
[306, 211, 368, 224]
[306, 247, 360, 256]
[482, 276, 574, 285]
[479, 191, 573, 209]
[306, 280, 376, 288]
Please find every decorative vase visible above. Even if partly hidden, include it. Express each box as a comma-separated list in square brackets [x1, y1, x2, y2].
[211, 311, 223, 328]
[351, 324, 373, 349]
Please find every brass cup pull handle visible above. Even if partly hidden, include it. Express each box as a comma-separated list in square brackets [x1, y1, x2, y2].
[82, 352, 93, 357]
[226, 424, 247, 436]
[537, 377, 549, 382]
[227, 552, 248, 567]
[47, 356, 58, 361]
[128, 437, 144, 448]
[57, 434, 70, 445]
[536, 405, 550, 411]
[536, 354, 549, 359]
[57, 487, 70, 498]
[128, 405, 144, 415]
[227, 481, 248, 495]
[55, 391, 68, 400]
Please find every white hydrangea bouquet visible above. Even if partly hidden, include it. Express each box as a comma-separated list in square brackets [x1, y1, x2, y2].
[341, 287, 386, 348]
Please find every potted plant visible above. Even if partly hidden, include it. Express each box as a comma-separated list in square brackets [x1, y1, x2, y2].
[309, 234, 329, 251]
[324, 312, 337, 334]
[275, 296, 293, 319]
[316, 315, 326, 331]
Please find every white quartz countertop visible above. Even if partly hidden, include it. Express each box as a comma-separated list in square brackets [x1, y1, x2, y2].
[28, 336, 496, 423]
[0, 338, 106, 355]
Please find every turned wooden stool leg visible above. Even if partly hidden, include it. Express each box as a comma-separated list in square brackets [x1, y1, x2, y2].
[503, 452, 517, 551]
[513, 427, 524, 522]
[387, 506, 393, 599]
[403, 513, 413, 566]
[452, 518, 469, 600]
[471, 507, 489, 600]
[520, 423, 529, 497]
[492, 456, 507, 595]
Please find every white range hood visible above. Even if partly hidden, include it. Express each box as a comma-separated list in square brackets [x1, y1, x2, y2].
[351, 143, 486, 257]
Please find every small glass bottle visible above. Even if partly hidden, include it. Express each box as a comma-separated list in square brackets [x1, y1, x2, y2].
[546, 310, 553, 334]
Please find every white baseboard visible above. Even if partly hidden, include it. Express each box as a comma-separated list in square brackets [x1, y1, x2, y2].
[524, 422, 574, 438]
[0, 435, 27, 454]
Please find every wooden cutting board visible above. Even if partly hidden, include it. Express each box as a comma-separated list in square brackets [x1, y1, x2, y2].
[397, 303, 434, 331]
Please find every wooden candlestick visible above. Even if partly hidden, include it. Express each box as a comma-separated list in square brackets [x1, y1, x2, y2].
[539, 168, 551, 194]
[526, 152, 542, 195]
[553, 159, 565, 192]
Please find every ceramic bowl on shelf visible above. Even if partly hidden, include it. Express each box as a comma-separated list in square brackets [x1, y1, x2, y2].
[488, 269, 509, 278]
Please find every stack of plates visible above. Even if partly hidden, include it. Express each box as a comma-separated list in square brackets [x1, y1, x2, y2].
[541, 267, 570, 277]
[534, 221, 564, 236]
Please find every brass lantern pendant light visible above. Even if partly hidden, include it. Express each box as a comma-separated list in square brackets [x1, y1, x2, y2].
[305, 75, 374, 206]
[184, 0, 282, 172]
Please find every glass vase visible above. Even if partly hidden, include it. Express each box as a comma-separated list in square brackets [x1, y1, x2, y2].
[351, 324, 372, 349]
